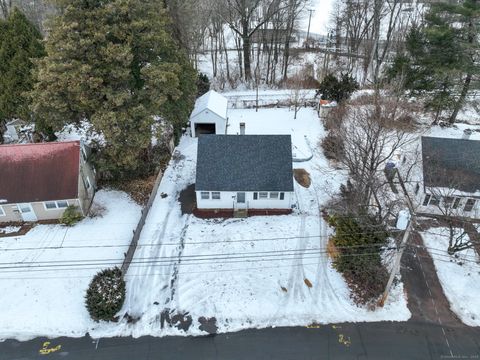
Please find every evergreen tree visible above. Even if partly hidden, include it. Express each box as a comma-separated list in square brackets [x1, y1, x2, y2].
[388, 1, 479, 123]
[317, 73, 359, 103]
[0, 8, 45, 125]
[31, 0, 194, 177]
[196, 73, 210, 97]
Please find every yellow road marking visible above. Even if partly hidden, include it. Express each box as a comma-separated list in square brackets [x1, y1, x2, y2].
[338, 334, 351, 347]
[39, 341, 62, 355]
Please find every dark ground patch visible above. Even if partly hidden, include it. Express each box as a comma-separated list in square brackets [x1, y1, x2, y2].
[179, 184, 196, 215]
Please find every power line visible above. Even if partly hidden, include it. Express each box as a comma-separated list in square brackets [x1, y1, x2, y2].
[0, 228, 402, 252]
[0, 246, 399, 273]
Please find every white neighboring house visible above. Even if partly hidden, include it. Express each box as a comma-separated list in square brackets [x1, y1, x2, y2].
[195, 135, 294, 216]
[190, 90, 228, 137]
[416, 134, 480, 219]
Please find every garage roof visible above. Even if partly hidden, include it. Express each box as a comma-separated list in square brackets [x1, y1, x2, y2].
[190, 90, 228, 120]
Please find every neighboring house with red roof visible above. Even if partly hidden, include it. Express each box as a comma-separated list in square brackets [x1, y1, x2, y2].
[0, 141, 96, 223]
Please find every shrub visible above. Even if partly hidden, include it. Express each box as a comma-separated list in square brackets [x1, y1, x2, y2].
[60, 205, 83, 226]
[317, 73, 359, 103]
[321, 132, 344, 161]
[328, 213, 389, 305]
[85, 267, 125, 322]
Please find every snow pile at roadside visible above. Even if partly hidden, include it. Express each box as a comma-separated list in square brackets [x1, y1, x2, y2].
[0, 190, 141, 341]
[422, 228, 480, 326]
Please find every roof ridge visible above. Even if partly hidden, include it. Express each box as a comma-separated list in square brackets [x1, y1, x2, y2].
[0, 140, 80, 148]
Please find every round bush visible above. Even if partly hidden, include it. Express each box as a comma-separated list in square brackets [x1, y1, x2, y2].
[85, 267, 125, 322]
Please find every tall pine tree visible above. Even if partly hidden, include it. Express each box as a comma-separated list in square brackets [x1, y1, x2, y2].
[31, 0, 195, 177]
[388, 1, 479, 123]
[0, 8, 45, 129]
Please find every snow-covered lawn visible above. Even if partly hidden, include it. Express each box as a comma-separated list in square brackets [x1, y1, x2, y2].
[422, 228, 480, 326]
[0, 105, 411, 341]
[99, 106, 410, 338]
[0, 190, 141, 341]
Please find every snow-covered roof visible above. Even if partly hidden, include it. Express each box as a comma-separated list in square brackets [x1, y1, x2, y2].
[190, 90, 228, 120]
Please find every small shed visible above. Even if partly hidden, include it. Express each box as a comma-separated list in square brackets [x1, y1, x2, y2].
[190, 90, 228, 137]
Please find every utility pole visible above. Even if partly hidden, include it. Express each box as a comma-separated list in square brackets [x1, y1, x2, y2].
[306, 9, 314, 47]
[378, 168, 416, 307]
[378, 216, 413, 307]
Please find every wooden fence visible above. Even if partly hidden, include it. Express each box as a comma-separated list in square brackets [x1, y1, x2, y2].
[120, 169, 164, 276]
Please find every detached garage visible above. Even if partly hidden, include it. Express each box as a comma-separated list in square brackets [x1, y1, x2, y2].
[190, 90, 228, 137]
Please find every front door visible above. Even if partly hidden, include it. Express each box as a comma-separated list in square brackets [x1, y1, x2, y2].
[17, 203, 37, 222]
[237, 192, 246, 206]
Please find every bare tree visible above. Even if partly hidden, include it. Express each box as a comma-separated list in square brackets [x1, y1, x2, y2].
[327, 94, 416, 220]
[288, 72, 309, 119]
[220, 0, 288, 81]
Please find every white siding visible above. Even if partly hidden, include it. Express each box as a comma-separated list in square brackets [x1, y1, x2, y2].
[190, 110, 227, 137]
[417, 189, 480, 220]
[196, 191, 293, 210]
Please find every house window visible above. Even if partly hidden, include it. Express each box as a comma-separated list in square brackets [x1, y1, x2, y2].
[253, 192, 258, 200]
[44, 201, 69, 210]
[280, 192, 285, 200]
[259, 192, 268, 199]
[0, 206, 5, 216]
[422, 194, 431, 206]
[44, 202, 57, 210]
[270, 192, 279, 199]
[429, 196, 440, 206]
[57, 200, 68, 208]
[212, 192, 221, 200]
[453, 198, 461, 209]
[81, 147, 88, 162]
[464, 199, 476, 212]
[201, 192, 210, 200]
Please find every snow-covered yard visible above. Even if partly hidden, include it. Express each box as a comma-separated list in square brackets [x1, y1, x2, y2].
[102, 105, 410, 338]
[0, 104, 411, 341]
[0, 190, 141, 341]
[422, 228, 480, 327]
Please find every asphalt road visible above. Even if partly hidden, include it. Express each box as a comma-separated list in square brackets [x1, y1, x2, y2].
[1, 321, 479, 360]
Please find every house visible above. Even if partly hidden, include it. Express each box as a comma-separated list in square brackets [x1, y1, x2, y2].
[195, 135, 294, 217]
[0, 141, 96, 223]
[190, 90, 228, 137]
[418, 134, 480, 219]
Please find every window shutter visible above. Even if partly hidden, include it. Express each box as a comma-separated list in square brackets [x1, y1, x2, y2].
[253, 192, 258, 200]
[280, 192, 285, 200]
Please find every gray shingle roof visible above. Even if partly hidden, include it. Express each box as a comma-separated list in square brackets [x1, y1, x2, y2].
[196, 135, 294, 192]
[422, 136, 480, 193]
